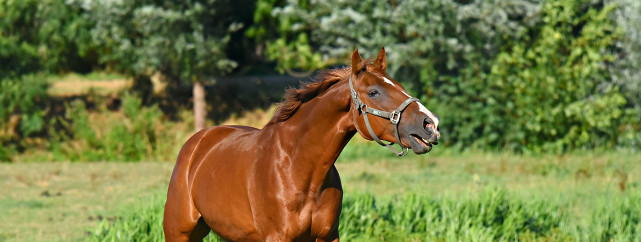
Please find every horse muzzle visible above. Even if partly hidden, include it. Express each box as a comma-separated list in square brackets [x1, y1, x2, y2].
[407, 118, 440, 154]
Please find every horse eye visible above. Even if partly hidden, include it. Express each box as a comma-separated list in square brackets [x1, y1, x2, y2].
[368, 89, 380, 97]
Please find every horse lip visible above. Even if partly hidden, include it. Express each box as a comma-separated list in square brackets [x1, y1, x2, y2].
[409, 134, 432, 154]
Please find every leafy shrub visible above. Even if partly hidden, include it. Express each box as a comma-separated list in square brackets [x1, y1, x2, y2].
[0, 75, 49, 161]
[49, 93, 185, 161]
[0, 36, 41, 78]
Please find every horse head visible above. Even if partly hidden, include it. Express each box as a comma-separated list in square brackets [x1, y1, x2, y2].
[349, 48, 440, 155]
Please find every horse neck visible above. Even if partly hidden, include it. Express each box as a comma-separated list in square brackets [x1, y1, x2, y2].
[270, 79, 355, 190]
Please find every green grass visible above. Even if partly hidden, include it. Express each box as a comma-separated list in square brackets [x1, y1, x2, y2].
[84, 144, 640, 241]
[0, 162, 174, 242]
[4, 137, 640, 241]
[86, 187, 641, 241]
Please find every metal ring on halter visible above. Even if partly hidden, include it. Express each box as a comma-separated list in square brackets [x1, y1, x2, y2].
[390, 111, 401, 124]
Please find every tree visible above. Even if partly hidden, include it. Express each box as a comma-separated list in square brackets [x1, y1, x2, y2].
[607, 0, 641, 147]
[86, 0, 241, 131]
[256, 0, 636, 151]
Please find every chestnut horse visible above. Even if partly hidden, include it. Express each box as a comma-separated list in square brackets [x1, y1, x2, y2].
[163, 48, 440, 241]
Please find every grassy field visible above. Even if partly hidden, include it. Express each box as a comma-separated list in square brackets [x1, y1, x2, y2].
[86, 144, 641, 241]
[3, 138, 639, 241]
[0, 162, 173, 242]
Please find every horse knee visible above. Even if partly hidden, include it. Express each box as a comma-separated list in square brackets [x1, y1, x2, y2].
[188, 218, 211, 241]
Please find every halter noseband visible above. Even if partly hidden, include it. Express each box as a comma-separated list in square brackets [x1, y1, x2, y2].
[349, 75, 419, 156]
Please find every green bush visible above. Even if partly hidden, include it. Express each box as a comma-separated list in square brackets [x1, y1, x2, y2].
[48, 93, 183, 162]
[0, 75, 49, 161]
[0, 36, 40, 78]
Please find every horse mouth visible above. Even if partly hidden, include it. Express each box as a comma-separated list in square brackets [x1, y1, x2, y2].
[409, 134, 434, 154]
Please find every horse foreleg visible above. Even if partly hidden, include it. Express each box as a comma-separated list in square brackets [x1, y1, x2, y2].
[312, 165, 342, 242]
[163, 191, 211, 242]
[164, 129, 212, 242]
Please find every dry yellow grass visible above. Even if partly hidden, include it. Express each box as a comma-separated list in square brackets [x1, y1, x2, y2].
[47, 73, 131, 97]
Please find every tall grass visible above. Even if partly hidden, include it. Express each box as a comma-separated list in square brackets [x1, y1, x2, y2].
[86, 196, 223, 242]
[86, 188, 641, 241]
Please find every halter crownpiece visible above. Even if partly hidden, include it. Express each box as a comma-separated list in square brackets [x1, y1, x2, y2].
[349, 75, 419, 156]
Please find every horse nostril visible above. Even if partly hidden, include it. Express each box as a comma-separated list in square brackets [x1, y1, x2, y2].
[424, 118, 433, 131]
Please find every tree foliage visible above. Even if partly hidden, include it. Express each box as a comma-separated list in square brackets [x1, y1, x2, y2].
[434, 1, 627, 151]
[260, 0, 639, 152]
[0, 0, 96, 76]
[83, 0, 240, 83]
[1, 0, 639, 157]
[260, 0, 541, 86]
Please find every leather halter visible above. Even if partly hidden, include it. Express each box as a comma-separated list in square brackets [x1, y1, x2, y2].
[349, 75, 419, 156]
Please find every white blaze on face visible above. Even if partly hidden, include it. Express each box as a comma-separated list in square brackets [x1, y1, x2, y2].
[383, 77, 396, 87]
[383, 76, 439, 128]
[383, 77, 412, 98]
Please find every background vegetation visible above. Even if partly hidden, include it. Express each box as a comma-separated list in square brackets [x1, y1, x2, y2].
[1, 0, 640, 161]
[1, 0, 640, 241]
[260, 0, 640, 152]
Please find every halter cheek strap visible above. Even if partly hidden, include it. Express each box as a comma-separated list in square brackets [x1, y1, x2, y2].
[349, 75, 419, 156]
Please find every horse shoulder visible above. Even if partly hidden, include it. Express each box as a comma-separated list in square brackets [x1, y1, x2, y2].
[185, 125, 260, 177]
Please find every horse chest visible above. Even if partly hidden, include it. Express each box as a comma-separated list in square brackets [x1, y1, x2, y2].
[246, 164, 342, 240]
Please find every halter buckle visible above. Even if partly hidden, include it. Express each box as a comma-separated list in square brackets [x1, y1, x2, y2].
[390, 111, 401, 124]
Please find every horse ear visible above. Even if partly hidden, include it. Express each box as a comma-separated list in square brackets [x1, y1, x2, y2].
[374, 47, 387, 71]
[351, 49, 365, 75]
